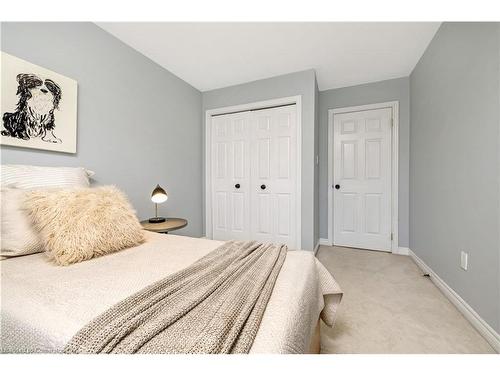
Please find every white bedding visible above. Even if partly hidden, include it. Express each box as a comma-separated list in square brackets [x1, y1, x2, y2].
[0, 232, 342, 354]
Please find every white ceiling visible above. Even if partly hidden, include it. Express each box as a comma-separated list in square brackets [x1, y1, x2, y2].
[97, 22, 440, 92]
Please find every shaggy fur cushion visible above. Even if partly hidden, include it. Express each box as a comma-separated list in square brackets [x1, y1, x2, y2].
[24, 186, 145, 266]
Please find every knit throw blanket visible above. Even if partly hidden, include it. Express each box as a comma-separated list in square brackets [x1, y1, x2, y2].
[64, 241, 287, 354]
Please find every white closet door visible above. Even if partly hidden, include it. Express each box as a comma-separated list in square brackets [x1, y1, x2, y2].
[250, 105, 297, 248]
[211, 112, 251, 241]
[333, 107, 392, 251]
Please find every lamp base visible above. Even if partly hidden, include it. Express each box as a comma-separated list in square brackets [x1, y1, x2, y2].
[148, 217, 166, 223]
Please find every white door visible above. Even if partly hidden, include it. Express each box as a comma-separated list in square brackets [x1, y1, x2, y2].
[250, 105, 297, 248]
[210, 105, 297, 248]
[211, 111, 251, 241]
[333, 107, 392, 251]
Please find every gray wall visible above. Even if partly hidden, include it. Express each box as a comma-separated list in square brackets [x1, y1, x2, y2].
[0, 23, 203, 237]
[319, 77, 410, 247]
[410, 22, 500, 332]
[202, 70, 317, 250]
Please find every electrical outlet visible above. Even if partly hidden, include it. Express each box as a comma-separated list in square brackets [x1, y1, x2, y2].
[460, 251, 468, 271]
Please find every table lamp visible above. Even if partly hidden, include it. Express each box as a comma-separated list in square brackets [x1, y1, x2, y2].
[149, 184, 168, 223]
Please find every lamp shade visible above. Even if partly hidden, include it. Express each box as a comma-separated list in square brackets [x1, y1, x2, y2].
[151, 184, 168, 204]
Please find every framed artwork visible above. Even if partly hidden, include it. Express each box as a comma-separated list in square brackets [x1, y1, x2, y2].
[1, 52, 78, 153]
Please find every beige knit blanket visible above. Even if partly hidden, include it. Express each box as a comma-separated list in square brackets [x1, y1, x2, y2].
[64, 241, 287, 354]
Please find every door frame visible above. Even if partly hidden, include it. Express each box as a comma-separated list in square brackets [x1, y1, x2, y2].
[327, 101, 399, 252]
[205, 95, 302, 250]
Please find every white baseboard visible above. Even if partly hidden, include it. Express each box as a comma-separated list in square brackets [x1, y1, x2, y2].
[313, 241, 321, 256]
[319, 238, 332, 246]
[393, 246, 409, 255]
[408, 249, 500, 353]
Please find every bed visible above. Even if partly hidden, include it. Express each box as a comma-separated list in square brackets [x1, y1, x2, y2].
[0, 231, 342, 354]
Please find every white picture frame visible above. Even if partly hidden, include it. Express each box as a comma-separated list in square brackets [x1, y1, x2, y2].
[1, 52, 78, 154]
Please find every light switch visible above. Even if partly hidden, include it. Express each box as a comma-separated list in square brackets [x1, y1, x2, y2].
[460, 251, 468, 271]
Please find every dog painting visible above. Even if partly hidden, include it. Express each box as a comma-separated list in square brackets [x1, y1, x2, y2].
[1, 52, 77, 153]
[2, 74, 63, 143]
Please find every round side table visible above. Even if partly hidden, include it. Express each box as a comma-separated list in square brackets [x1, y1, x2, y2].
[140, 218, 188, 234]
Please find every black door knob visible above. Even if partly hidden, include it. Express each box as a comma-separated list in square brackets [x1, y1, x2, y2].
[235, 183, 240, 189]
[335, 184, 340, 190]
[260, 184, 266, 190]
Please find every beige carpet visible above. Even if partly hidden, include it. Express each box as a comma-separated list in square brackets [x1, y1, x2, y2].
[316, 245, 495, 354]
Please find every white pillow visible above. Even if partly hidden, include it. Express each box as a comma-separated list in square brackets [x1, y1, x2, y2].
[0, 188, 44, 257]
[1, 164, 94, 189]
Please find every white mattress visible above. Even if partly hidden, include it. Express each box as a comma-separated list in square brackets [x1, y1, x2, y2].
[0, 232, 342, 354]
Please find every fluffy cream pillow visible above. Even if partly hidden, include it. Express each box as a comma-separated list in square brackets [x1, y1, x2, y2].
[24, 186, 145, 266]
[1, 188, 44, 257]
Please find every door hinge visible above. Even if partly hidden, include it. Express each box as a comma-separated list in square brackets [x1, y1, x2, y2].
[391, 233, 394, 241]
[391, 118, 394, 127]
